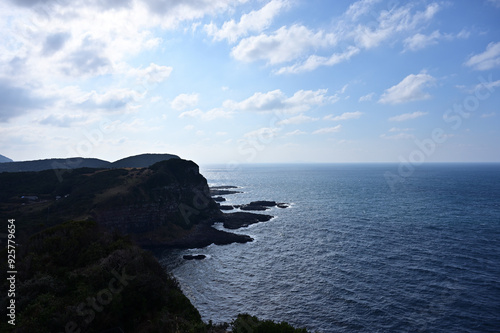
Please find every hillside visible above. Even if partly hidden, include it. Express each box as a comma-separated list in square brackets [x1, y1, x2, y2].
[0, 155, 312, 332]
[0, 153, 179, 173]
[0, 158, 251, 248]
[0, 157, 110, 172]
[0, 220, 223, 333]
[0, 154, 13, 163]
[0, 220, 311, 333]
[110, 153, 179, 168]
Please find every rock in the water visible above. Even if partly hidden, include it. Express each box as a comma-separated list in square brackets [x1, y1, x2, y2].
[210, 189, 241, 195]
[222, 212, 273, 229]
[249, 200, 277, 207]
[238, 201, 285, 211]
[163, 224, 253, 249]
[213, 196, 226, 202]
[219, 205, 234, 211]
[183, 254, 206, 260]
[240, 204, 269, 211]
[277, 203, 289, 208]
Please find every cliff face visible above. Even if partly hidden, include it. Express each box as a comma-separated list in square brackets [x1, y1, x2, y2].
[91, 159, 224, 246]
[0, 158, 225, 247]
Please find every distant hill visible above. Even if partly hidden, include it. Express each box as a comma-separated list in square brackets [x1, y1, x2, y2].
[0, 153, 179, 173]
[0, 154, 13, 163]
[110, 153, 179, 168]
[0, 157, 110, 172]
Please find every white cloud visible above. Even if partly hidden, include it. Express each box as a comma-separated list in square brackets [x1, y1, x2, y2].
[139, 0, 249, 28]
[403, 30, 441, 52]
[324, 111, 363, 121]
[473, 78, 500, 93]
[313, 125, 342, 134]
[388, 111, 428, 122]
[224, 89, 286, 111]
[171, 93, 199, 110]
[225, 88, 333, 114]
[379, 72, 435, 104]
[389, 127, 413, 132]
[205, 0, 288, 43]
[131, 63, 173, 84]
[481, 112, 496, 118]
[78, 88, 144, 110]
[352, 3, 440, 49]
[337, 84, 349, 94]
[230, 0, 441, 74]
[345, 0, 381, 21]
[275, 46, 359, 74]
[244, 127, 280, 139]
[284, 129, 306, 136]
[465, 41, 500, 71]
[380, 133, 416, 140]
[0, 79, 52, 121]
[177, 88, 333, 121]
[359, 92, 375, 102]
[278, 114, 318, 125]
[38, 114, 87, 127]
[231, 24, 337, 65]
[178, 108, 234, 121]
[1, 0, 247, 83]
[403, 29, 471, 52]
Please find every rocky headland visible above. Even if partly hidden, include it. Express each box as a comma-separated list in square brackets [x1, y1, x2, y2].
[0, 154, 307, 333]
[0, 155, 287, 250]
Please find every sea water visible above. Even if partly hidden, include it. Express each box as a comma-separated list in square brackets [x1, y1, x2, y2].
[160, 164, 500, 332]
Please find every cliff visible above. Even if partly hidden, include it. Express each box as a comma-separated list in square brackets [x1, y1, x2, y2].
[0, 220, 225, 333]
[0, 220, 310, 333]
[0, 155, 311, 332]
[0, 157, 254, 248]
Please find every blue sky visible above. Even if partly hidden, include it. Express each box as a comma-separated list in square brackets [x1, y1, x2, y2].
[1, 0, 499, 164]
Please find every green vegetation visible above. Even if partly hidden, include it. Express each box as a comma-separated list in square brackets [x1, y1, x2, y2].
[232, 314, 311, 333]
[0, 220, 311, 333]
[0, 220, 220, 333]
[0, 159, 219, 238]
[0, 156, 314, 332]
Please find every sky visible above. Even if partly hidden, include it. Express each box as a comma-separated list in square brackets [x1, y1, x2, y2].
[1, 0, 500, 164]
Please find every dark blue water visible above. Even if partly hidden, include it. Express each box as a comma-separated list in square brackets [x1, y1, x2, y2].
[160, 164, 500, 332]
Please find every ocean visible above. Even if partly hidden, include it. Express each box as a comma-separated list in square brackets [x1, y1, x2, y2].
[160, 163, 500, 332]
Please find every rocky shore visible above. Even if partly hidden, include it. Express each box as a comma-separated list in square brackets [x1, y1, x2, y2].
[150, 186, 288, 249]
[0, 157, 288, 252]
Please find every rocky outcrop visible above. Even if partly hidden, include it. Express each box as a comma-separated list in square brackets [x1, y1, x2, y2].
[183, 254, 207, 260]
[0, 156, 286, 250]
[221, 212, 273, 229]
[236, 201, 290, 211]
[92, 159, 226, 247]
[210, 186, 242, 196]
